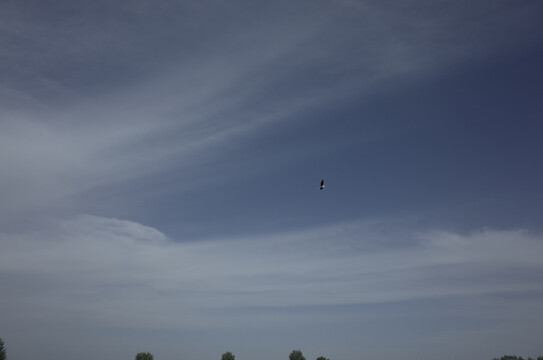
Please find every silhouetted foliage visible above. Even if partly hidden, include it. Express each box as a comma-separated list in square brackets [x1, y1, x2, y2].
[222, 351, 235, 360]
[316, 356, 330, 360]
[493, 356, 543, 360]
[0, 338, 6, 360]
[289, 350, 305, 360]
[135, 352, 153, 360]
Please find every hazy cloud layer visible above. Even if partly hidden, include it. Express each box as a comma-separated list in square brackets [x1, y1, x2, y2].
[2, 215, 542, 329]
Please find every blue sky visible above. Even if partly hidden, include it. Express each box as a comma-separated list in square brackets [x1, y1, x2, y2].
[1, 1, 543, 360]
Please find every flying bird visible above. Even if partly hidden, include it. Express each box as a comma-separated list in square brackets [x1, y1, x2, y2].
[319, 179, 325, 190]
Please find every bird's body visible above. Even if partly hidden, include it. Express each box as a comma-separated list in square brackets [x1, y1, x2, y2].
[319, 179, 325, 190]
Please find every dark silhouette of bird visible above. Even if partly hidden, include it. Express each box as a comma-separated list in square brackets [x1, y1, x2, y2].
[319, 179, 325, 190]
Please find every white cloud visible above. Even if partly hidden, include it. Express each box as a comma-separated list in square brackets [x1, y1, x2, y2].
[2, 216, 542, 333]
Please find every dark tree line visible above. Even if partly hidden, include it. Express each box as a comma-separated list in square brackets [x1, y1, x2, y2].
[134, 349, 328, 360]
[0, 338, 6, 360]
[136, 350, 543, 360]
[493, 356, 543, 360]
[134, 351, 543, 360]
[3, 337, 543, 360]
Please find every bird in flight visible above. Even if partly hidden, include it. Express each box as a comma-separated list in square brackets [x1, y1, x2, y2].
[319, 179, 325, 190]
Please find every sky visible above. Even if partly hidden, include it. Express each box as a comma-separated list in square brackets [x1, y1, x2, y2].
[1, 1, 543, 360]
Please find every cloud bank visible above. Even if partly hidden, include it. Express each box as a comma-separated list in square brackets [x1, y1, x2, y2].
[2, 215, 542, 329]
[3, 215, 543, 359]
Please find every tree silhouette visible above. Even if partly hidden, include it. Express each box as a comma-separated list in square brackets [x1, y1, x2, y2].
[289, 350, 305, 360]
[0, 338, 6, 360]
[135, 352, 153, 360]
[222, 351, 235, 360]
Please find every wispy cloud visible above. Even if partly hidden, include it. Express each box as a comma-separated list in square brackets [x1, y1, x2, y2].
[2, 0, 541, 222]
[2, 215, 542, 332]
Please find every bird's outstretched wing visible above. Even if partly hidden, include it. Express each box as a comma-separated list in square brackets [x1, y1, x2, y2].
[320, 179, 325, 190]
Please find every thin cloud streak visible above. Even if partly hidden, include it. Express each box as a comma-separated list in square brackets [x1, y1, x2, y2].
[2, 0, 541, 221]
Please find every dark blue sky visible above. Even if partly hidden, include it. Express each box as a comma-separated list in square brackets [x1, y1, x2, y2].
[87, 44, 543, 239]
[1, 1, 543, 360]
